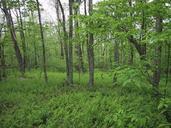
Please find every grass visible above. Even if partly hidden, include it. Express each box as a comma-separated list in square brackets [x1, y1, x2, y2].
[0, 70, 170, 128]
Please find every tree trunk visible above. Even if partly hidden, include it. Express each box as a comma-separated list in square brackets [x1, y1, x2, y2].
[0, 22, 6, 78]
[57, 0, 70, 83]
[30, 11, 38, 68]
[114, 41, 119, 66]
[74, 2, 85, 73]
[128, 36, 146, 60]
[152, 16, 163, 87]
[2, 0, 24, 75]
[127, 0, 146, 61]
[87, 0, 94, 87]
[84, 0, 87, 16]
[18, 2, 27, 72]
[128, 45, 134, 64]
[15, 1, 26, 73]
[0, 26, 3, 81]
[68, 0, 74, 85]
[55, 0, 64, 59]
[36, 0, 48, 82]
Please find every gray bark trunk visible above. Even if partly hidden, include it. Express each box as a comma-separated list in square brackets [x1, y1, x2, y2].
[15, 1, 26, 73]
[57, 0, 70, 83]
[87, 0, 94, 87]
[55, 0, 64, 59]
[2, 0, 24, 75]
[36, 0, 48, 82]
[74, 2, 85, 73]
[152, 16, 163, 87]
[68, 0, 74, 85]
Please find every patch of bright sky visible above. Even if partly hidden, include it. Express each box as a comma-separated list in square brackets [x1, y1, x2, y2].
[39, 0, 101, 23]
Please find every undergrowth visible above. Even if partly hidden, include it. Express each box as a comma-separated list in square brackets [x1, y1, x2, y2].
[0, 70, 170, 128]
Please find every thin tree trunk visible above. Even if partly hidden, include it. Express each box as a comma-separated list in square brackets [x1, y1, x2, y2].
[114, 41, 119, 66]
[128, 0, 133, 65]
[127, 0, 147, 61]
[36, 0, 48, 82]
[83, 0, 87, 57]
[1, 42, 6, 79]
[164, 42, 170, 97]
[84, 0, 87, 16]
[57, 0, 70, 83]
[33, 40, 38, 67]
[0, 26, 3, 81]
[87, 0, 94, 87]
[68, 0, 74, 85]
[18, 2, 26, 72]
[55, 0, 64, 59]
[15, 1, 26, 73]
[2, 0, 24, 75]
[74, 2, 84, 73]
[152, 16, 163, 87]
[30, 11, 38, 68]
[128, 45, 134, 64]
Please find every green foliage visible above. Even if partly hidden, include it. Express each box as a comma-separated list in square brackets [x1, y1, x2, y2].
[113, 66, 152, 92]
[158, 98, 171, 113]
[0, 71, 170, 128]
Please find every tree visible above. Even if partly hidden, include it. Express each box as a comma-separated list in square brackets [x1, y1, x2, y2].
[15, 0, 27, 73]
[57, 0, 70, 83]
[74, 0, 85, 73]
[152, 2, 163, 87]
[68, 0, 74, 85]
[54, 0, 64, 59]
[87, 0, 94, 87]
[0, 16, 6, 81]
[36, 0, 48, 82]
[1, 0, 25, 75]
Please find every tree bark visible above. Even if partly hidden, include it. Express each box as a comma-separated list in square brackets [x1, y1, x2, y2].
[55, 0, 64, 59]
[74, 1, 85, 73]
[30, 11, 38, 68]
[36, 0, 48, 82]
[128, 36, 146, 60]
[127, 0, 146, 61]
[1, 0, 24, 75]
[18, 1, 27, 71]
[0, 25, 3, 81]
[68, 0, 74, 85]
[87, 0, 94, 87]
[84, 0, 87, 16]
[15, 0, 26, 73]
[57, 0, 70, 83]
[152, 16, 163, 87]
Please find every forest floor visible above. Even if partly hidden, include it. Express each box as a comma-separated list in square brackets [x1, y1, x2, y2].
[0, 71, 171, 128]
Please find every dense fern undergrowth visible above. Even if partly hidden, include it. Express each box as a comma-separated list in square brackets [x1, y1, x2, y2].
[0, 70, 171, 128]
